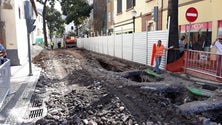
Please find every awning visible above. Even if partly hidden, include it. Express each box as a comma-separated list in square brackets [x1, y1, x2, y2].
[179, 22, 212, 33]
[218, 20, 222, 28]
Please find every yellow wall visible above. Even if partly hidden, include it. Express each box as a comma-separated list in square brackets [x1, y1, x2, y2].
[162, 0, 222, 42]
[114, 0, 160, 33]
[1, 9, 17, 49]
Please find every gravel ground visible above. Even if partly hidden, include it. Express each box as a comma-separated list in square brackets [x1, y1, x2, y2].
[29, 47, 222, 125]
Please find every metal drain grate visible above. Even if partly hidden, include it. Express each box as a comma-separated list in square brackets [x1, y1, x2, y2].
[31, 99, 43, 107]
[29, 109, 43, 119]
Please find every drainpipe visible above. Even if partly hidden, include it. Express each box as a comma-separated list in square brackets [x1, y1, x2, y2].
[161, 0, 163, 30]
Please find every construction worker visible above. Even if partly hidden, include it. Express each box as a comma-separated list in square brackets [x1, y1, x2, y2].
[153, 40, 173, 74]
[50, 41, 54, 50]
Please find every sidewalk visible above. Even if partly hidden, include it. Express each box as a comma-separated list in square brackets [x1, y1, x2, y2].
[0, 45, 43, 124]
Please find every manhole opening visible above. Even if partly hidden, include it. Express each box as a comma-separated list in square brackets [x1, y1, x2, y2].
[124, 71, 160, 82]
[29, 109, 43, 119]
[98, 60, 123, 72]
[201, 108, 222, 123]
[164, 89, 209, 105]
[202, 84, 218, 91]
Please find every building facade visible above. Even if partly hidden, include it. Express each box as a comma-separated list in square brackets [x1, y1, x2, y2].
[93, 0, 107, 35]
[0, 0, 37, 66]
[113, 0, 162, 34]
[162, 0, 222, 51]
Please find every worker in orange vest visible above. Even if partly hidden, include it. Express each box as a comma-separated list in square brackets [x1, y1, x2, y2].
[153, 40, 173, 74]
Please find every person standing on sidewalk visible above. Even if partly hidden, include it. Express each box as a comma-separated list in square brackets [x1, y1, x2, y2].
[153, 40, 173, 74]
[50, 41, 54, 50]
[211, 35, 222, 79]
[179, 35, 187, 57]
[0, 38, 7, 65]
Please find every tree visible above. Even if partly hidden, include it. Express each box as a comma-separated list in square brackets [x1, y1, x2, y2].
[45, 6, 65, 40]
[37, 0, 56, 47]
[167, 0, 179, 64]
[60, 0, 92, 36]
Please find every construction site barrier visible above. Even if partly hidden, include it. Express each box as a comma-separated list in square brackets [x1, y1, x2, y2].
[184, 50, 222, 79]
[0, 59, 11, 108]
[77, 31, 169, 70]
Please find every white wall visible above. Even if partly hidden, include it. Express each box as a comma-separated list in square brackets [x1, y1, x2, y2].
[1, 0, 37, 65]
[77, 30, 169, 69]
[16, 0, 29, 65]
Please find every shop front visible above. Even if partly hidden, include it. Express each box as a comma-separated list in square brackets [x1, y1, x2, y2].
[179, 21, 212, 51]
[218, 20, 222, 35]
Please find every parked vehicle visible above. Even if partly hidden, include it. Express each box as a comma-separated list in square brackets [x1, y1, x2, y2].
[64, 36, 77, 48]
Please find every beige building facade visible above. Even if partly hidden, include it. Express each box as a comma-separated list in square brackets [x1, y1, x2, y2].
[113, 0, 222, 50]
[162, 0, 222, 50]
[113, 0, 163, 34]
[0, 0, 37, 65]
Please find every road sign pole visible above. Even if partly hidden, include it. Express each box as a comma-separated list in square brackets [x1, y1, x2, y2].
[185, 7, 198, 50]
[187, 22, 191, 49]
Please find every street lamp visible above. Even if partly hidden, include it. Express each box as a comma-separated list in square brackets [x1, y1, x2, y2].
[131, 10, 137, 33]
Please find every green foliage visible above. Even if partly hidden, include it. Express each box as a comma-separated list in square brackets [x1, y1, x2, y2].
[36, 0, 57, 46]
[45, 6, 65, 37]
[68, 31, 76, 36]
[60, 0, 92, 26]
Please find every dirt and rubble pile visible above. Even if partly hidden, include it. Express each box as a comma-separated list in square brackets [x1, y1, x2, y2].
[31, 48, 221, 125]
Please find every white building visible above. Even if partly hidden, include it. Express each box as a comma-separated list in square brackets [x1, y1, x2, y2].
[0, 0, 37, 66]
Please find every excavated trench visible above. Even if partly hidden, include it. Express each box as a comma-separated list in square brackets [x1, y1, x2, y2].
[29, 48, 222, 124]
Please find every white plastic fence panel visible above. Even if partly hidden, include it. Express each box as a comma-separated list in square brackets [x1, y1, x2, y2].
[93, 37, 98, 52]
[52, 38, 64, 48]
[78, 38, 82, 48]
[133, 32, 147, 65]
[90, 37, 95, 52]
[83, 38, 89, 50]
[114, 35, 122, 58]
[77, 39, 82, 48]
[77, 30, 169, 69]
[123, 34, 133, 61]
[97, 37, 101, 53]
[107, 35, 114, 56]
[0, 60, 11, 108]
[147, 30, 169, 69]
[101, 36, 106, 54]
[95, 37, 100, 53]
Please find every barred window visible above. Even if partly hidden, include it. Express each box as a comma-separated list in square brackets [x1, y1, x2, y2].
[117, 0, 122, 13]
[126, 0, 135, 9]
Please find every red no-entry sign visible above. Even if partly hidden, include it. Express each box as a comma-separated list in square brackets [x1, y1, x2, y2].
[186, 7, 198, 22]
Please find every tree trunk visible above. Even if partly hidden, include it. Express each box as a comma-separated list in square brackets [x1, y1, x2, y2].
[43, 0, 48, 47]
[49, 23, 52, 42]
[167, 0, 179, 64]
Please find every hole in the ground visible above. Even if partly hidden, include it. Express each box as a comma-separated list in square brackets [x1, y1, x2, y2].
[141, 85, 209, 105]
[164, 90, 209, 105]
[123, 71, 161, 82]
[201, 108, 222, 123]
[97, 59, 123, 72]
[202, 84, 218, 91]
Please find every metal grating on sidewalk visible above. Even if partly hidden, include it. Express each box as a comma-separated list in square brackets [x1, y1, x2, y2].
[29, 109, 43, 119]
[31, 99, 43, 107]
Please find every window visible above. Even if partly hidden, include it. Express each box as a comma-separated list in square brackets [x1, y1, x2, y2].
[117, 0, 122, 14]
[145, 0, 152, 3]
[18, 7, 21, 19]
[126, 0, 135, 9]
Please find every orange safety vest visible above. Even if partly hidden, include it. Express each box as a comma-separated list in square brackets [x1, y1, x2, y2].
[155, 45, 164, 57]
